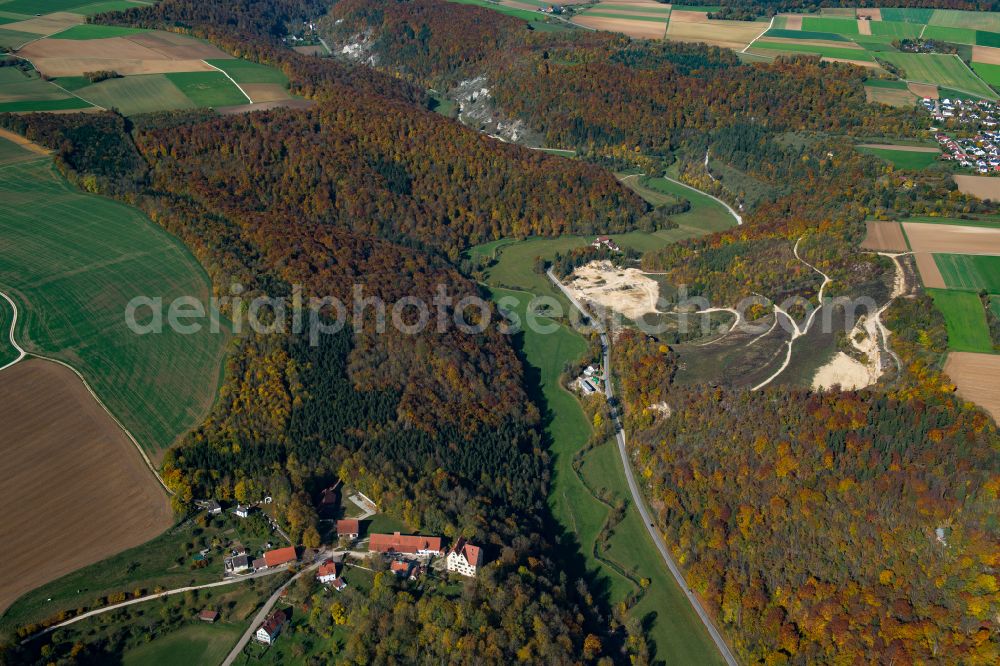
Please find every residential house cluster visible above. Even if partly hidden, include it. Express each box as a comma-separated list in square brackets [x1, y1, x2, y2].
[924, 97, 1000, 127]
[935, 130, 1000, 174]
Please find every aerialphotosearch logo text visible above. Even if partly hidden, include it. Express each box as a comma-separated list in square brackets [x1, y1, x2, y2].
[124, 282, 880, 344]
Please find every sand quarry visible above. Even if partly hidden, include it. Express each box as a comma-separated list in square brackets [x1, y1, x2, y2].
[566, 261, 661, 320]
[0, 359, 172, 613]
[813, 250, 908, 392]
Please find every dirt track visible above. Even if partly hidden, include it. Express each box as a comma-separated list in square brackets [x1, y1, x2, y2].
[0, 359, 171, 614]
[945, 352, 1000, 421]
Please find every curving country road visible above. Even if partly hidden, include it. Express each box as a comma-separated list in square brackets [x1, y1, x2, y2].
[221, 553, 330, 666]
[547, 269, 740, 666]
[22, 564, 294, 645]
[0, 290, 27, 373]
[0, 288, 169, 491]
[618, 172, 743, 227]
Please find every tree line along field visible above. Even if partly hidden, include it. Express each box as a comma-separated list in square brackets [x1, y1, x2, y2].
[0, 145, 230, 461]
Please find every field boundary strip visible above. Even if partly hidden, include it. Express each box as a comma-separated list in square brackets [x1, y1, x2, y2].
[742, 14, 776, 53]
[0, 284, 171, 494]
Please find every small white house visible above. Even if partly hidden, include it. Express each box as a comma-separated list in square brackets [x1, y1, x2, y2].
[234, 504, 253, 518]
[225, 555, 250, 574]
[255, 611, 286, 645]
[316, 560, 339, 584]
[446, 538, 483, 578]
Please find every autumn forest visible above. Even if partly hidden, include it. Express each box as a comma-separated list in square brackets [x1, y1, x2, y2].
[1, 0, 998, 664]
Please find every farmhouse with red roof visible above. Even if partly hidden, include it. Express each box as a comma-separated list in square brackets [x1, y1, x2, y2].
[336, 518, 360, 539]
[446, 537, 483, 577]
[262, 546, 298, 568]
[369, 532, 443, 556]
[316, 559, 340, 584]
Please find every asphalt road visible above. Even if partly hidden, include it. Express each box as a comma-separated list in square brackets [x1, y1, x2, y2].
[548, 269, 740, 666]
[221, 552, 329, 666]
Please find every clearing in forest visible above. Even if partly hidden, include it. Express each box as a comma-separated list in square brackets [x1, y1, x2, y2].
[856, 145, 940, 169]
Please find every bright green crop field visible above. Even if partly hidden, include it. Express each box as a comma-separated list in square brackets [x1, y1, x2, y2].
[856, 146, 940, 170]
[934, 254, 1000, 292]
[928, 288, 994, 352]
[205, 58, 289, 85]
[876, 52, 995, 98]
[0, 151, 230, 460]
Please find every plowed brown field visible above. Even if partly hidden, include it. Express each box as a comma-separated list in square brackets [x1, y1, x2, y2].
[0, 359, 171, 613]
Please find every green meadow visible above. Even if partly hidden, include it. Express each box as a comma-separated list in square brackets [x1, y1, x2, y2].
[928, 288, 994, 352]
[205, 58, 289, 85]
[856, 146, 940, 170]
[875, 52, 995, 98]
[0, 293, 17, 368]
[580, 439, 727, 664]
[800, 17, 859, 35]
[0, 149, 230, 460]
[165, 71, 249, 107]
